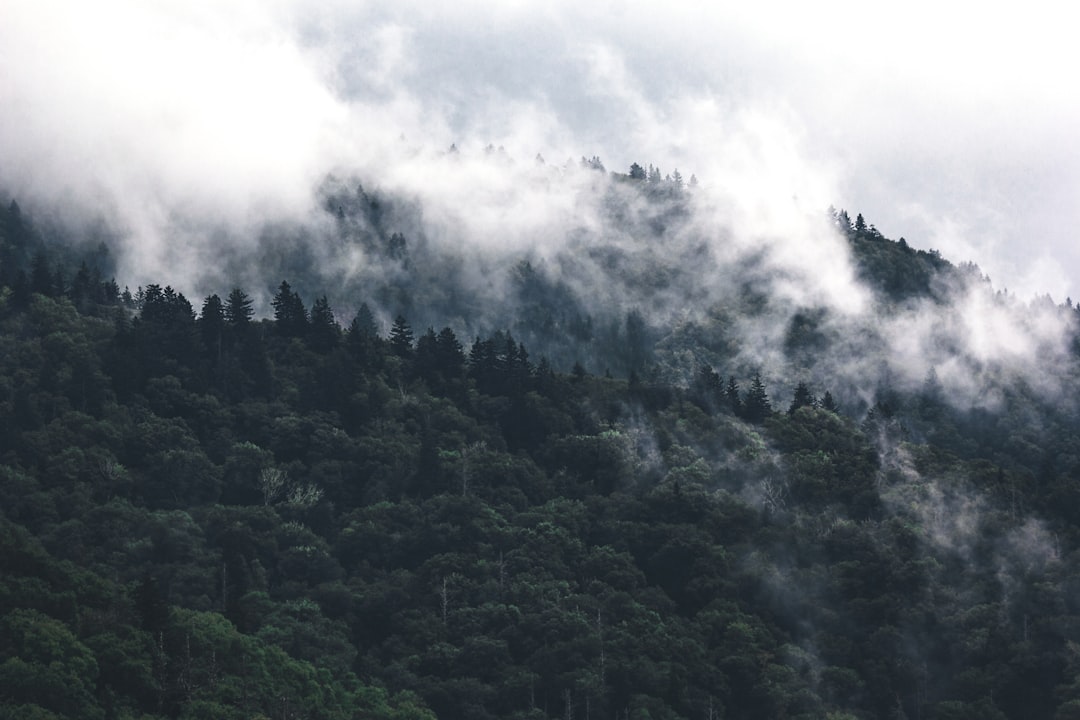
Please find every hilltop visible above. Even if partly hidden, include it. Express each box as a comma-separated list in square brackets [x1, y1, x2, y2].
[2, 172, 1080, 719]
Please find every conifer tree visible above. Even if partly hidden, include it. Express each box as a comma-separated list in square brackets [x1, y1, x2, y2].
[347, 303, 382, 368]
[389, 314, 414, 357]
[788, 381, 816, 415]
[725, 376, 742, 415]
[821, 390, 838, 412]
[308, 295, 340, 353]
[225, 287, 254, 327]
[200, 293, 225, 358]
[743, 371, 772, 423]
[271, 280, 307, 337]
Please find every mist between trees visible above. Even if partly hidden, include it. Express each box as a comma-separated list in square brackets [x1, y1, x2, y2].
[4, 165, 1080, 719]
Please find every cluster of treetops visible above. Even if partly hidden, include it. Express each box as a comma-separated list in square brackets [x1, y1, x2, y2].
[5, 195, 1080, 720]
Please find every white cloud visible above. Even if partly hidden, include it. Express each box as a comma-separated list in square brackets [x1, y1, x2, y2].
[3, 0, 1079, 371]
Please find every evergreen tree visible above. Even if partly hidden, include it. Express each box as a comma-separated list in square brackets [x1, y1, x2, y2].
[389, 314, 414, 358]
[414, 328, 440, 381]
[0, 200, 30, 287]
[435, 327, 465, 377]
[271, 280, 308, 337]
[52, 265, 66, 298]
[346, 303, 382, 368]
[308, 295, 340, 353]
[696, 364, 723, 405]
[200, 293, 225, 359]
[138, 284, 199, 372]
[225, 287, 254, 326]
[387, 232, 407, 260]
[469, 337, 497, 389]
[30, 250, 53, 296]
[725, 376, 742, 415]
[743, 371, 772, 423]
[835, 209, 853, 232]
[788, 381, 816, 415]
[625, 309, 648, 372]
[70, 261, 93, 310]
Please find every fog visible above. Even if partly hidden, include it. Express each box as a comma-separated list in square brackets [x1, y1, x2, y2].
[5, 0, 1078, 291]
[3, 0, 1079, 411]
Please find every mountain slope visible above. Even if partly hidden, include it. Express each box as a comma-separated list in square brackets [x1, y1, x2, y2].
[3, 184, 1080, 719]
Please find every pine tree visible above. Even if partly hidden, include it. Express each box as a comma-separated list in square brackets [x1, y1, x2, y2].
[435, 327, 464, 377]
[389, 314, 414, 357]
[271, 280, 308, 337]
[30, 250, 53, 296]
[414, 327, 439, 380]
[725, 376, 742, 415]
[200, 294, 225, 359]
[788, 381, 817, 415]
[308, 296, 340, 353]
[743, 372, 772, 423]
[820, 390, 838, 413]
[697, 364, 723, 404]
[347, 303, 382, 368]
[225, 288, 254, 326]
[70, 261, 93, 310]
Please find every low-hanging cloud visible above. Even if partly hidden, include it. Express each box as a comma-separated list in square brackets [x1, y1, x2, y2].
[3, 0, 1080, 413]
[5, 0, 1076, 288]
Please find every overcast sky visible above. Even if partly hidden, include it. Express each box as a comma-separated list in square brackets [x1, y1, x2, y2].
[2, 0, 1078, 301]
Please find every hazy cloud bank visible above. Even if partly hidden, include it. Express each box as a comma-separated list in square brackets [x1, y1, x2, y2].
[3, 0, 1080, 412]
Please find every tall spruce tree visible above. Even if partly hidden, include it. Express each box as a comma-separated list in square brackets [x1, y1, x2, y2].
[389, 314, 414, 358]
[743, 371, 772, 423]
[271, 280, 308, 337]
[308, 296, 340, 353]
[225, 287, 254, 327]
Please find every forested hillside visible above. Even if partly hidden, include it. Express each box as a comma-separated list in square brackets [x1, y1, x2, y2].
[4, 174, 1080, 720]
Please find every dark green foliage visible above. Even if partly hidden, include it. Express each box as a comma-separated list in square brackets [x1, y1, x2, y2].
[271, 280, 308, 337]
[725, 375, 741, 415]
[834, 207, 958, 302]
[199, 293, 224, 358]
[7, 200, 1080, 720]
[308, 295, 341, 353]
[345, 302, 383, 370]
[223, 287, 254, 327]
[30, 251, 55, 296]
[742, 371, 772, 423]
[788, 381, 816, 415]
[389, 314, 414, 357]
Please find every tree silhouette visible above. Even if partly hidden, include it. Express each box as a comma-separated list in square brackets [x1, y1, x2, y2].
[389, 314, 414, 357]
[788, 381, 816, 415]
[271, 280, 308, 337]
[308, 296, 340, 353]
[225, 287, 254, 327]
[743, 372, 772, 423]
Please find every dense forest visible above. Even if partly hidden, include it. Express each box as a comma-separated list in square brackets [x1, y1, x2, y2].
[4, 164, 1080, 720]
